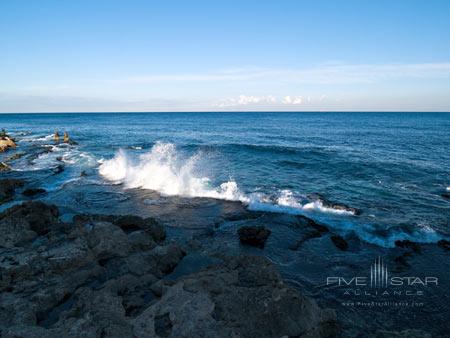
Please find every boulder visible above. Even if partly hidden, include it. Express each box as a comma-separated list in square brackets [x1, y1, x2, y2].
[238, 226, 271, 248]
[86, 221, 130, 260]
[0, 136, 17, 152]
[148, 243, 186, 275]
[128, 230, 157, 251]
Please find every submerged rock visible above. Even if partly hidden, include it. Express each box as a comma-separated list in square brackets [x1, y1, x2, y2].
[6, 152, 25, 162]
[0, 178, 25, 204]
[289, 215, 329, 250]
[238, 225, 271, 248]
[437, 239, 450, 251]
[22, 188, 47, 197]
[331, 235, 349, 251]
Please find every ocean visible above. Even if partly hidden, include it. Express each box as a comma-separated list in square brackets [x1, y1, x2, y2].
[1, 112, 449, 246]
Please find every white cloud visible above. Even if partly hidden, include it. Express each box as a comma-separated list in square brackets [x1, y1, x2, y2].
[215, 94, 320, 107]
[215, 95, 277, 107]
[282, 96, 303, 105]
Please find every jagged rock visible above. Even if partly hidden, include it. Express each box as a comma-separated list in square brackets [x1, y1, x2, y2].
[148, 243, 186, 275]
[0, 178, 25, 204]
[238, 226, 271, 248]
[132, 255, 337, 338]
[0, 201, 59, 247]
[22, 188, 47, 197]
[0, 203, 337, 338]
[331, 235, 349, 251]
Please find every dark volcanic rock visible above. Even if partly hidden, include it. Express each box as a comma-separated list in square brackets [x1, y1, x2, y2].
[238, 226, 271, 248]
[0, 178, 25, 204]
[395, 240, 421, 253]
[437, 239, 450, 250]
[0, 202, 337, 338]
[22, 188, 47, 197]
[289, 215, 329, 250]
[0, 201, 59, 247]
[73, 213, 166, 244]
[331, 235, 349, 251]
[133, 255, 338, 338]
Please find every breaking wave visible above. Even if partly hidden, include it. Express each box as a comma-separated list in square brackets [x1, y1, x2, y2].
[99, 142, 356, 216]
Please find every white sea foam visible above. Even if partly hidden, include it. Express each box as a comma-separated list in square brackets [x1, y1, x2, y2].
[99, 142, 248, 201]
[447, 186, 450, 191]
[99, 142, 357, 217]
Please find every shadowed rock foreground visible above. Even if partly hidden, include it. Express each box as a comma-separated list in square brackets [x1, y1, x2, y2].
[0, 201, 338, 338]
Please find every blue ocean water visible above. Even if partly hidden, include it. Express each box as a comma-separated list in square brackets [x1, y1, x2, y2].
[1, 112, 449, 247]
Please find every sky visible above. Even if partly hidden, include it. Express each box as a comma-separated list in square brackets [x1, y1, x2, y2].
[1, 0, 450, 112]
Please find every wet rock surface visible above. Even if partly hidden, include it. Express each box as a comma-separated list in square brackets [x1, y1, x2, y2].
[0, 202, 337, 338]
[308, 193, 361, 215]
[22, 188, 47, 197]
[0, 178, 25, 204]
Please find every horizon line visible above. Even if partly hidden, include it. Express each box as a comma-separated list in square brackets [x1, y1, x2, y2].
[1, 111, 450, 114]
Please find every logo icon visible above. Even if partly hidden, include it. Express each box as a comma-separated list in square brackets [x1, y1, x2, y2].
[370, 257, 388, 288]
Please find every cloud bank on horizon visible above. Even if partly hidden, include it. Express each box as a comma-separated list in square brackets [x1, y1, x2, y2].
[1, 0, 450, 112]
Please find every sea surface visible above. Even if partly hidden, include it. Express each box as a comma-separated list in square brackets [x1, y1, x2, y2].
[1, 112, 449, 246]
[1, 112, 450, 334]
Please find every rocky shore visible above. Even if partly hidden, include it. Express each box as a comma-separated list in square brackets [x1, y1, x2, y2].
[0, 200, 338, 338]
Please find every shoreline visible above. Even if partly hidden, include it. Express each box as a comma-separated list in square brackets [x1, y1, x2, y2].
[1, 120, 449, 337]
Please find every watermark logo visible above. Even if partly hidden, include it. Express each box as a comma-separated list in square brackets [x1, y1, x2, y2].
[326, 257, 439, 307]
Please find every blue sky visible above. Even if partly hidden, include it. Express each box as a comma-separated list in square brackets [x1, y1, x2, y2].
[1, 0, 450, 112]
